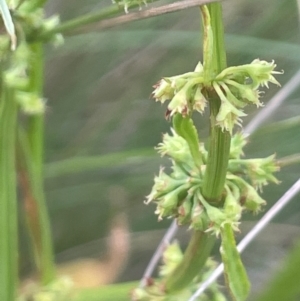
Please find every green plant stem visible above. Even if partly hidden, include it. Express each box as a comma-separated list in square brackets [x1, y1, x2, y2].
[163, 3, 229, 293]
[202, 3, 230, 201]
[277, 154, 300, 168]
[0, 84, 18, 301]
[20, 43, 55, 285]
[164, 230, 215, 292]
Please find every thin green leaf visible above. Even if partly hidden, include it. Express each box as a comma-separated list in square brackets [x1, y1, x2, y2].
[0, 86, 18, 301]
[0, 0, 16, 50]
[220, 224, 250, 301]
[172, 113, 202, 169]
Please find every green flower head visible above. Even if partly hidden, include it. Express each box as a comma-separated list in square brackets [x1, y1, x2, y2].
[152, 79, 175, 103]
[243, 155, 280, 190]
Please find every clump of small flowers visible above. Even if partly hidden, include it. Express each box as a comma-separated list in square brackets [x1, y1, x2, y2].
[152, 59, 282, 133]
[152, 62, 206, 117]
[145, 130, 279, 236]
[1, 9, 63, 115]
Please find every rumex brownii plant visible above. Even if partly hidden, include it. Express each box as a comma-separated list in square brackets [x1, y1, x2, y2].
[132, 3, 282, 301]
[1, 0, 299, 301]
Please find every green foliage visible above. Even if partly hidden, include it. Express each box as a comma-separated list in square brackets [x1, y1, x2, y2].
[141, 3, 282, 300]
[133, 242, 226, 301]
[220, 224, 250, 301]
[0, 84, 18, 301]
[0, 0, 299, 301]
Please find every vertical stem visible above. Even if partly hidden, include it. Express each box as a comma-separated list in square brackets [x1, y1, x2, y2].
[163, 3, 230, 293]
[19, 43, 55, 284]
[0, 84, 18, 301]
[202, 3, 231, 201]
[164, 231, 215, 292]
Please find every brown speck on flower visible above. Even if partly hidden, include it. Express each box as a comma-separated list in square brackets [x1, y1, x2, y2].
[165, 109, 172, 120]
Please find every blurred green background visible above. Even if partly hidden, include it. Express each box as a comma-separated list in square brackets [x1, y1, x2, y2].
[20, 0, 300, 298]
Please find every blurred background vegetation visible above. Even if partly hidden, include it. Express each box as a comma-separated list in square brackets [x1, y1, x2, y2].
[20, 0, 300, 298]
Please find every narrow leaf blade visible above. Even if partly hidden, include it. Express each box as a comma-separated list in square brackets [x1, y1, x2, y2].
[220, 224, 250, 301]
[172, 113, 202, 168]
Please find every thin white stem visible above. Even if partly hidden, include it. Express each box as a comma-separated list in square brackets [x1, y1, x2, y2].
[78, 0, 220, 33]
[188, 178, 300, 301]
[297, 0, 300, 26]
[139, 220, 178, 287]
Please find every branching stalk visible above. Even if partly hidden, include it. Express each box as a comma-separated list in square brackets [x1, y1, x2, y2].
[164, 231, 215, 292]
[162, 2, 229, 293]
[202, 3, 230, 201]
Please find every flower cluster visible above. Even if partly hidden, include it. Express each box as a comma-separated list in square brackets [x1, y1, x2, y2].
[213, 59, 282, 132]
[1, 10, 62, 115]
[152, 60, 282, 133]
[145, 130, 279, 236]
[2, 42, 46, 115]
[152, 62, 206, 117]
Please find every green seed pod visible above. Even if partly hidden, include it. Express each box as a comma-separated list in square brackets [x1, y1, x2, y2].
[152, 78, 175, 103]
[224, 185, 242, 231]
[177, 194, 193, 225]
[229, 132, 247, 159]
[191, 201, 207, 231]
[213, 82, 246, 134]
[168, 81, 194, 117]
[242, 184, 266, 214]
[199, 193, 227, 235]
[155, 184, 189, 219]
[171, 77, 188, 92]
[156, 130, 194, 170]
[145, 169, 187, 204]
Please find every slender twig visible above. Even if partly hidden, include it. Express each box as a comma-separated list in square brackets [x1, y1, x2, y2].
[188, 178, 300, 301]
[297, 0, 300, 25]
[79, 0, 220, 33]
[277, 154, 300, 168]
[35, 0, 220, 41]
[139, 221, 180, 287]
